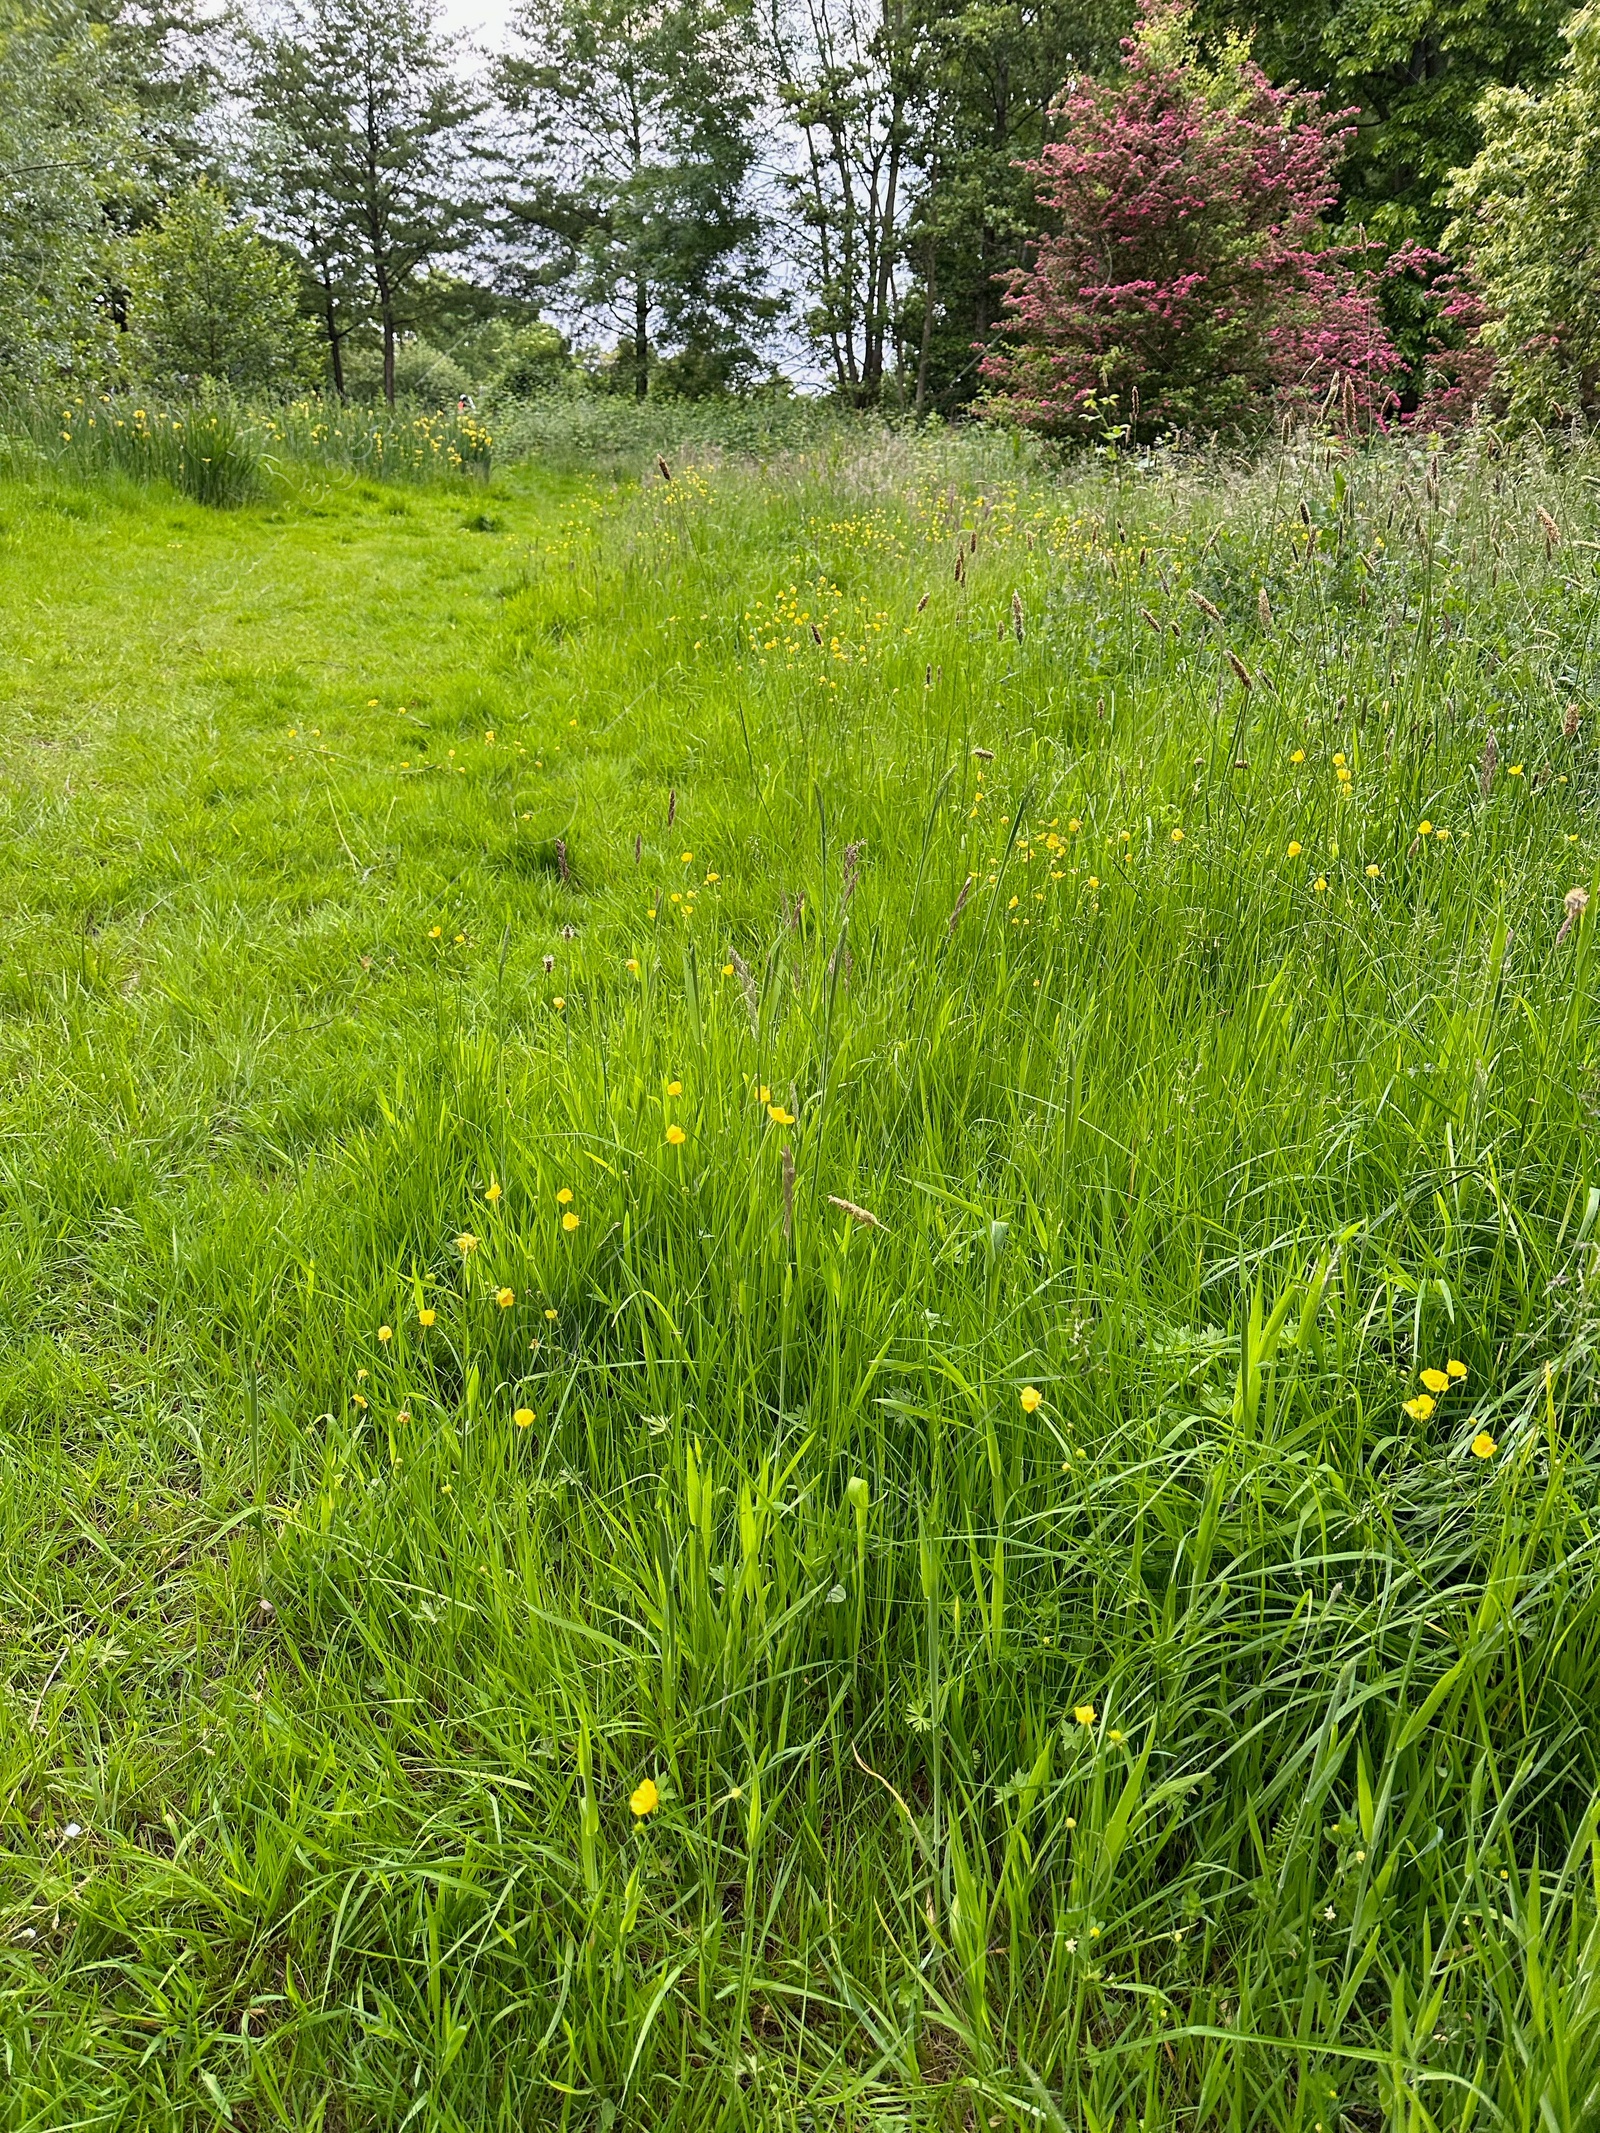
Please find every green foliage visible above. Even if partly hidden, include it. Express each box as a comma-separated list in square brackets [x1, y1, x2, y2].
[340, 333, 474, 405]
[498, 0, 768, 400]
[487, 318, 573, 397]
[907, 0, 1131, 411]
[0, 0, 124, 381]
[85, 0, 229, 226]
[247, 0, 489, 402]
[1445, 3, 1600, 429]
[5, 424, 1600, 2120]
[1193, 0, 1567, 249]
[122, 185, 318, 393]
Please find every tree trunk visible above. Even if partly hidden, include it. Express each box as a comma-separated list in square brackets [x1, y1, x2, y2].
[915, 233, 935, 419]
[634, 275, 648, 400]
[864, 126, 901, 399]
[317, 254, 346, 399]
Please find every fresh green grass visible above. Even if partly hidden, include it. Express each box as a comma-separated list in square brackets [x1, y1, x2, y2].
[4, 429, 1600, 2131]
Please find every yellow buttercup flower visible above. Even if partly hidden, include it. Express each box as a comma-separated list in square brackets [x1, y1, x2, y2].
[1290, 748, 1305, 764]
[456, 1233, 478, 1254]
[1418, 820, 1433, 837]
[1366, 864, 1381, 878]
[665, 1124, 687, 1145]
[1447, 1359, 1467, 1380]
[377, 1325, 392, 1343]
[418, 1307, 436, 1327]
[496, 1287, 515, 1309]
[514, 1407, 535, 1429]
[1313, 876, 1328, 893]
[562, 1211, 580, 1232]
[1074, 1704, 1096, 1727]
[1471, 1431, 1497, 1459]
[485, 1181, 502, 1203]
[556, 1187, 573, 1204]
[630, 1777, 660, 1818]
[767, 1103, 796, 1125]
[1420, 1367, 1449, 1394]
[1019, 1386, 1042, 1412]
[667, 1080, 682, 1096]
[1287, 841, 1302, 858]
[1170, 827, 1184, 843]
[1403, 1393, 1435, 1420]
[544, 1307, 558, 1321]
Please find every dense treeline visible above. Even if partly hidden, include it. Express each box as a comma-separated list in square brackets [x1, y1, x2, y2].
[0, 0, 1594, 426]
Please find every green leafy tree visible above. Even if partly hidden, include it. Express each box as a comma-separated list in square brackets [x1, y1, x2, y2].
[499, 0, 769, 400]
[1444, 1, 1600, 427]
[1191, 0, 1567, 250]
[122, 182, 316, 389]
[87, 0, 228, 227]
[0, 0, 126, 380]
[757, 0, 924, 404]
[903, 0, 1127, 411]
[247, 0, 488, 403]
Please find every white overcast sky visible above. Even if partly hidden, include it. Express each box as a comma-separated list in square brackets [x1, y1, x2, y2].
[438, 0, 513, 51]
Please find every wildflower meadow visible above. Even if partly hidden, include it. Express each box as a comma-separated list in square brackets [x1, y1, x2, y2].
[5, 422, 1600, 2129]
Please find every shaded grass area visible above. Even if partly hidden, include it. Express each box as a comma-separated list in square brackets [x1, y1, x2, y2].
[4, 432, 1600, 2128]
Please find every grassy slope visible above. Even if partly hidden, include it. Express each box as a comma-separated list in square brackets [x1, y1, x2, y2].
[3, 438, 1600, 2129]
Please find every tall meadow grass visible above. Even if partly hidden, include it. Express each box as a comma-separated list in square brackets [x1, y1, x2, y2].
[2, 421, 1600, 2127]
[0, 389, 494, 504]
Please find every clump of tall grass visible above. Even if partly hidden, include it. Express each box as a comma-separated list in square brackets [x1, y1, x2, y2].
[484, 386, 844, 475]
[263, 397, 493, 482]
[0, 390, 495, 504]
[0, 393, 266, 505]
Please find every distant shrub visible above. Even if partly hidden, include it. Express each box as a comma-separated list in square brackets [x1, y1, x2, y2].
[491, 321, 574, 399]
[980, 0, 1402, 444]
[341, 337, 475, 408]
[122, 187, 318, 396]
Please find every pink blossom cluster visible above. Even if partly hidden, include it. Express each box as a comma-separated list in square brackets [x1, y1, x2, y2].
[981, 3, 1407, 440]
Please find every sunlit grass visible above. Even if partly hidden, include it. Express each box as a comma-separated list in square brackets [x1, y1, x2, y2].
[3, 424, 1600, 2127]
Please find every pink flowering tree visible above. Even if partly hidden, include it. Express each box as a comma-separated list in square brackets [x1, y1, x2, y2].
[980, 2, 1404, 442]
